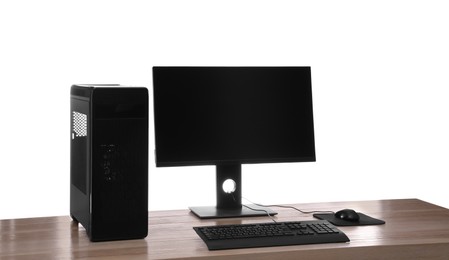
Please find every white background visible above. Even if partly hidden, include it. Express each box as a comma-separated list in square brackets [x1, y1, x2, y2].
[1, 0, 448, 220]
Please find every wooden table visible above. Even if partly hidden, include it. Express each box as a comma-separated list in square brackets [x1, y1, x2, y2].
[1, 199, 449, 259]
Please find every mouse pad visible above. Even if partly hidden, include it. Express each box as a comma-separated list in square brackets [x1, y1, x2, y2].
[313, 213, 386, 226]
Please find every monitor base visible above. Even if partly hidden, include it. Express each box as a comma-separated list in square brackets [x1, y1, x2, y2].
[189, 204, 277, 219]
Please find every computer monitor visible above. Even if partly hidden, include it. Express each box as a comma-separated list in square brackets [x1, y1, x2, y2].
[152, 67, 315, 219]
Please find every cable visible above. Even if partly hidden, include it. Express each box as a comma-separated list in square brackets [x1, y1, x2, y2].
[231, 193, 277, 223]
[242, 197, 335, 215]
[230, 193, 334, 223]
[242, 204, 277, 223]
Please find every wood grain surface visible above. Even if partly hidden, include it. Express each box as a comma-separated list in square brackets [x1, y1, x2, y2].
[2, 199, 449, 259]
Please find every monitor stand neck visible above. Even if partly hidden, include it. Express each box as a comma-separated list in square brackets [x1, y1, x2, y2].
[216, 164, 242, 209]
[189, 164, 277, 219]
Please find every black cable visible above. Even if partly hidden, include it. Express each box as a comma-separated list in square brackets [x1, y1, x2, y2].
[243, 197, 335, 215]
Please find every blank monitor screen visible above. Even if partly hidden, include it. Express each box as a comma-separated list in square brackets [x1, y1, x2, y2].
[153, 67, 315, 167]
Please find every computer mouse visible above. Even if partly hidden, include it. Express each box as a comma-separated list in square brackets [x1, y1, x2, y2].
[335, 209, 360, 221]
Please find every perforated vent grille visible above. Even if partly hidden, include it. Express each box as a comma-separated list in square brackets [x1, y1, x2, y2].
[72, 111, 87, 138]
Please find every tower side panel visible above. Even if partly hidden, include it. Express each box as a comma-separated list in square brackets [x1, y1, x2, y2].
[70, 90, 92, 234]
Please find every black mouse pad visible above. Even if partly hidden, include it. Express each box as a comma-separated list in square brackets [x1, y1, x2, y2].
[313, 213, 385, 226]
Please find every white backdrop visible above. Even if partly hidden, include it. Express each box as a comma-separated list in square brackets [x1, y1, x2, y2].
[1, 0, 448, 219]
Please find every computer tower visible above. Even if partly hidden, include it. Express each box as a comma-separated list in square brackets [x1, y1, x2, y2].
[70, 84, 148, 241]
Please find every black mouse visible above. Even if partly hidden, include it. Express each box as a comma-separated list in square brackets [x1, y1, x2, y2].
[335, 209, 360, 221]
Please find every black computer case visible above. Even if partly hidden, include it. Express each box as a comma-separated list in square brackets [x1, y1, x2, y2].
[70, 85, 148, 241]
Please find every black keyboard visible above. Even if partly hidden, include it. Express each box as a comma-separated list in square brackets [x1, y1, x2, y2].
[193, 220, 349, 250]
